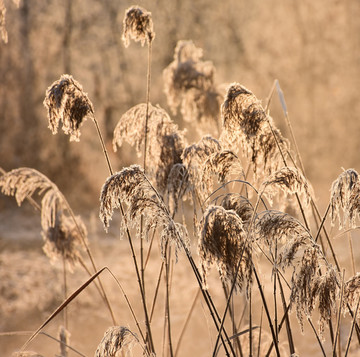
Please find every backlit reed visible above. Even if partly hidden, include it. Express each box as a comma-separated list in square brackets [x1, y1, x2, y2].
[44, 74, 94, 142]
[122, 5, 155, 48]
[99, 165, 189, 258]
[163, 40, 221, 131]
[198, 205, 252, 294]
[113, 103, 185, 193]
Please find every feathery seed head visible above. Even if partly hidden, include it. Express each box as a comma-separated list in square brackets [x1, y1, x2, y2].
[94, 326, 138, 357]
[163, 40, 220, 132]
[44, 74, 94, 142]
[262, 166, 312, 207]
[113, 103, 186, 193]
[122, 6, 155, 48]
[221, 83, 266, 141]
[255, 210, 311, 267]
[219, 194, 254, 227]
[289, 244, 336, 334]
[42, 213, 87, 269]
[343, 273, 360, 319]
[199, 205, 252, 293]
[99, 165, 189, 258]
[330, 168, 360, 228]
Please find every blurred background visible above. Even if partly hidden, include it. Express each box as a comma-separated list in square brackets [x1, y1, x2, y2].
[1, 0, 360, 208]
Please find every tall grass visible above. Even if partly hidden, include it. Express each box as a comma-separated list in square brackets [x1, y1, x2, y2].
[1, 4, 360, 357]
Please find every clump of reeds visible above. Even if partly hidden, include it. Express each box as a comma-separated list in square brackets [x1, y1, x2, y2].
[99, 165, 189, 258]
[113, 103, 186, 193]
[94, 326, 140, 357]
[122, 5, 155, 48]
[44, 74, 94, 142]
[163, 40, 222, 133]
[198, 205, 252, 293]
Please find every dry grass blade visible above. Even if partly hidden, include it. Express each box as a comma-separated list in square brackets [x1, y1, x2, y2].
[20, 267, 107, 352]
[43, 74, 94, 142]
[198, 205, 252, 293]
[12, 352, 44, 357]
[94, 326, 142, 357]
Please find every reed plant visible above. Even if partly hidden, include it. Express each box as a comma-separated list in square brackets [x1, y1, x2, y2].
[2, 4, 360, 357]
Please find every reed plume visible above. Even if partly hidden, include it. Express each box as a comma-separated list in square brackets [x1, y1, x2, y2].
[261, 166, 312, 208]
[343, 273, 360, 319]
[202, 149, 243, 192]
[182, 135, 221, 201]
[198, 205, 252, 293]
[113, 103, 186, 192]
[163, 40, 221, 132]
[218, 193, 254, 228]
[255, 210, 312, 269]
[290, 244, 338, 334]
[166, 163, 190, 216]
[94, 326, 139, 357]
[330, 168, 360, 228]
[0, 168, 87, 268]
[220, 83, 289, 177]
[122, 5, 155, 48]
[42, 212, 87, 270]
[99, 165, 189, 258]
[43, 74, 94, 142]
[58, 325, 70, 357]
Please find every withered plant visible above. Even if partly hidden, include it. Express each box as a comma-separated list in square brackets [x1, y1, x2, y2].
[3, 5, 360, 357]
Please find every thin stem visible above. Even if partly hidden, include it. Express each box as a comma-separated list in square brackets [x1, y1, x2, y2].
[345, 297, 360, 356]
[253, 267, 281, 357]
[165, 244, 174, 357]
[62, 257, 68, 330]
[333, 270, 346, 356]
[308, 317, 327, 357]
[174, 288, 201, 357]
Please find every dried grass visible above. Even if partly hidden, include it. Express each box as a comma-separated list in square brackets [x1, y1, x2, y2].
[99, 165, 189, 258]
[122, 6, 155, 48]
[94, 326, 139, 357]
[0, 168, 87, 268]
[113, 103, 186, 192]
[163, 40, 221, 131]
[330, 168, 360, 228]
[198, 205, 252, 293]
[43, 74, 94, 142]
